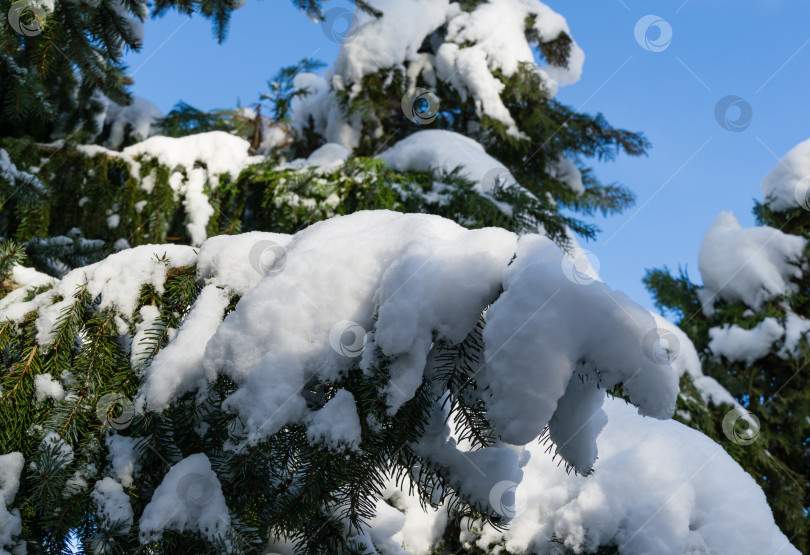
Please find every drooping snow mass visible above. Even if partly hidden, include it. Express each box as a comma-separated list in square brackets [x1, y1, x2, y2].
[0, 211, 681, 521]
[760, 137, 810, 211]
[197, 211, 676, 466]
[137, 283, 231, 412]
[91, 477, 134, 533]
[698, 211, 806, 312]
[1, 209, 800, 552]
[0, 452, 24, 552]
[709, 317, 784, 365]
[139, 453, 231, 544]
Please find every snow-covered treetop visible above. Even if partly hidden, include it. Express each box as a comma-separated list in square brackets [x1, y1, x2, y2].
[294, 0, 584, 147]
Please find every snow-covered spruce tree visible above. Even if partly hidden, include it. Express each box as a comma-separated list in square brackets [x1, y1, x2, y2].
[0, 211, 799, 554]
[1, 0, 646, 277]
[645, 138, 810, 553]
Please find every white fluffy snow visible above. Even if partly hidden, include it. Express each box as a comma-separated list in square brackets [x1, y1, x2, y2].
[91, 477, 133, 532]
[760, 137, 810, 211]
[0, 244, 197, 346]
[378, 130, 520, 215]
[467, 395, 799, 555]
[139, 453, 231, 544]
[478, 234, 678, 472]
[305, 389, 362, 451]
[0, 452, 24, 552]
[282, 142, 351, 173]
[292, 0, 583, 146]
[698, 211, 806, 312]
[33, 372, 65, 403]
[105, 434, 138, 489]
[195, 231, 293, 297]
[709, 317, 784, 365]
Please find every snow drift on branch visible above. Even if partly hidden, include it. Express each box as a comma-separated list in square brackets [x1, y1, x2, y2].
[698, 211, 806, 313]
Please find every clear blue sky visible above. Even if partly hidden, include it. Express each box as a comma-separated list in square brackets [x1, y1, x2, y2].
[123, 0, 810, 313]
